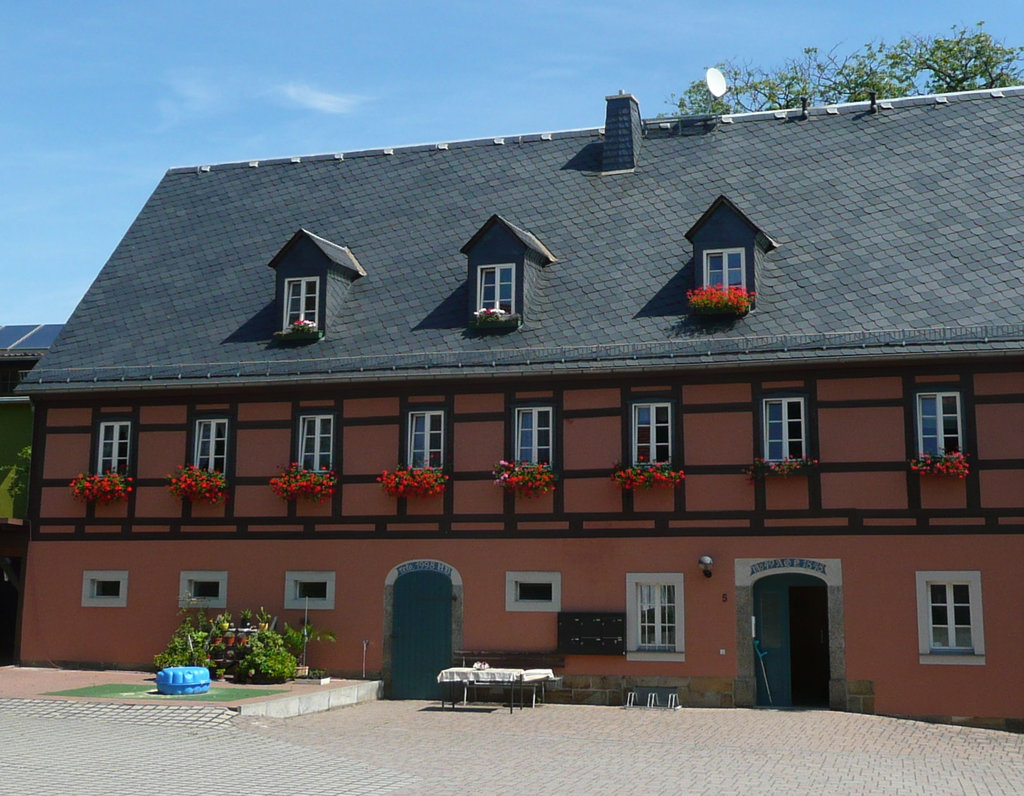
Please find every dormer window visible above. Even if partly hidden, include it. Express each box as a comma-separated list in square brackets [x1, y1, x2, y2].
[478, 264, 515, 314]
[704, 249, 745, 290]
[284, 277, 319, 331]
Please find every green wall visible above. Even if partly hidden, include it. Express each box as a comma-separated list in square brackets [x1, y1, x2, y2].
[0, 402, 32, 518]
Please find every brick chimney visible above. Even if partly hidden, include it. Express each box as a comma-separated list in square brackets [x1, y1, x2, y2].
[602, 91, 641, 172]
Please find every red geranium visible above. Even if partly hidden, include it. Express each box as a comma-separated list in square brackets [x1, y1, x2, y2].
[910, 451, 969, 478]
[492, 460, 557, 498]
[168, 465, 229, 503]
[611, 462, 685, 490]
[378, 466, 448, 498]
[70, 472, 133, 504]
[687, 285, 754, 316]
[270, 463, 337, 502]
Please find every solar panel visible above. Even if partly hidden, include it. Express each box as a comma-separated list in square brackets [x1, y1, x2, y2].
[13, 324, 64, 349]
[0, 325, 39, 349]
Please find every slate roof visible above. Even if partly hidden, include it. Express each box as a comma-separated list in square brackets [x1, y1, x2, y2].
[23, 88, 1024, 393]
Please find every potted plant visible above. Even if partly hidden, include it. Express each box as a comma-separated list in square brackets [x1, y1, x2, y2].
[469, 307, 522, 331]
[269, 463, 337, 502]
[69, 472, 133, 504]
[167, 465, 229, 504]
[377, 466, 449, 497]
[611, 462, 685, 490]
[910, 450, 969, 478]
[239, 629, 297, 683]
[282, 622, 336, 677]
[273, 318, 324, 343]
[492, 460, 558, 497]
[745, 456, 819, 483]
[686, 285, 755, 317]
[256, 606, 272, 632]
[239, 608, 253, 628]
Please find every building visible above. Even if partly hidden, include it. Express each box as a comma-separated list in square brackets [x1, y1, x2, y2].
[17, 89, 1024, 728]
[0, 323, 63, 663]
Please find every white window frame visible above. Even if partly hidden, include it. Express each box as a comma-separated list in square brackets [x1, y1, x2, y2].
[193, 418, 229, 472]
[915, 570, 985, 665]
[762, 396, 806, 461]
[407, 410, 444, 468]
[505, 571, 561, 612]
[82, 570, 128, 608]
[625, 572, 685, 661]
[514, 406, 554, 464]
[178, 570, 228, 609]
[298, 414, 334, 471]
[703, 248, 745, 289]
[283, 276, 320, 330]
[284, 570, 336, 610]
[916, 391, 963, 456]
[97, 421, 131, 474]
[632, 402, 672, 466]
[477, 263, 516, 314]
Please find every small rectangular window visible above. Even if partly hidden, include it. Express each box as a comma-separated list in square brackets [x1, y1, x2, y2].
[178, 570, 228, 608]
[632, 402, 672, 465]
[194, 419, 229, 472]
[82, 570, 129, 607]
[704, 248, 745, 289]
[916, 571, 984, 664]
[97, 421, 131, 474]
[284, 277, 319, 330]
[284, 570, 335, 610]
[477, 264, 515, 313]
[626, 572, 685, 661]
[515, 407, 553, 464]
[408, 410, 444, 468]
[299, 414, 334, 471]
[763, 397, 806, 460]
[505, 571, 561, 612]
[916, 392, 962, 456]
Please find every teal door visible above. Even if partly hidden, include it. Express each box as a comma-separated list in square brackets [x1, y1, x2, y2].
[392, 570, 452, 699]
[753, 574, 829, 707]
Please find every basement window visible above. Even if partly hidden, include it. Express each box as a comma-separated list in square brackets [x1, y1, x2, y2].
[284, 570, 336, 610]
[178, 570, 228, 609]
[505, 571, 561, 612]
[82, 570, 128, 607]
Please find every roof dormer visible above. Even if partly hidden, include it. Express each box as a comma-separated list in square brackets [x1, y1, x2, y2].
[267, 229, 365, 342]
[685, 196, 778, 314]
[460, 215, 556, 332]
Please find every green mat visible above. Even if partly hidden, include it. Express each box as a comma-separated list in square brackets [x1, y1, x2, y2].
[44, 683, 288, 702]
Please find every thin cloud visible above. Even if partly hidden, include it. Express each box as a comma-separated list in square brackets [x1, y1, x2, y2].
[275, 83, 365, 114]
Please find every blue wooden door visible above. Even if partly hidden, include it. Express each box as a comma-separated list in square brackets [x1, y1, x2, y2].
[392, 570, 452, 699]
[753, 574, 828, 707]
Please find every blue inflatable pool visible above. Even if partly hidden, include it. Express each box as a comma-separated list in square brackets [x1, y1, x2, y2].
[156, 666, 211, 695]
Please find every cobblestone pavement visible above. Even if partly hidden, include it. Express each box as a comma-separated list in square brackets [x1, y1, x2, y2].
[238, 701, 1024, 796]
[2, 698, 1023, 795]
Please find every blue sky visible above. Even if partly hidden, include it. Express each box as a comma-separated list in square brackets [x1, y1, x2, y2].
[4, 1, 1024, 324]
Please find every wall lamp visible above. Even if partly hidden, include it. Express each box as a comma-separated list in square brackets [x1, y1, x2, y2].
[699, 555, 714, 578]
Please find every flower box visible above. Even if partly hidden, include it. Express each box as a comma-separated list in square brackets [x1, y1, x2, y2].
[378, 466, 449, 498]
[273, 319, 324, 344]
[168, 465, 229, 503]
[470, 308, 522, 331]
[492, 460, 558, 498]
[745, 457, 818, 483]
[270, 464, 337, 502]
[687, 285, 754, 317]
[611, 462, 685, 490]
[910, 451, 969, 478]
[70, 472, 133, 504]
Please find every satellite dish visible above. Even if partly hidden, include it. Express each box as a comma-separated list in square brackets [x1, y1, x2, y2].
[706, 67, 728, 99]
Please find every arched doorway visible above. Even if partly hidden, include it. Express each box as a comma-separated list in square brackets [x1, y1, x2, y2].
[753, 573, 829, 707]
[384, 560, 462, 699]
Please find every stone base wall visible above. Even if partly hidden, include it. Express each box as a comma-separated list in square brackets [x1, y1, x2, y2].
[545, 674, 735, 708]
[845, 679, 875, 714]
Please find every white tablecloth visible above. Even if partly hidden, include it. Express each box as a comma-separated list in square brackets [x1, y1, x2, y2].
[437, 667, 556, 683]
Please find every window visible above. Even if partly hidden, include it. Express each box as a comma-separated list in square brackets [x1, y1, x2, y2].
[916, 392, 962, 455]
[915, 571, 985, 664]
[283, 277, 319, 329]
[704, 248, 745, 289]
[178, 570, 228, 609]
[97, 421, 131, 474]
[515, 407, 553, 464]
[284, 571, 335, 610]
[299, 414, 334, 471]
[632, 402, 672, 465]
[625, 573, 685, 661]
[477, 264, 515, 313]
[505, 571, 561, 612]
[194, 419, 228, 472]
[408, 410, 444, 468]
[763, 397, 806, 460]
[82, 570, 128, 607]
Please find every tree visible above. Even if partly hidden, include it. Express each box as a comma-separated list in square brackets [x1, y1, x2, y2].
[670, 23, 1024, 115]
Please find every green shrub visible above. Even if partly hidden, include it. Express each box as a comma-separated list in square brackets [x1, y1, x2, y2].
[153, 610, 211, 669]
[239, 629, 297, 683]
